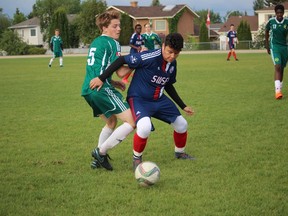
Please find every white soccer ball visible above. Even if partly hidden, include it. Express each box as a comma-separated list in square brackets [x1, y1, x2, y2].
[135, 161, 160, 187]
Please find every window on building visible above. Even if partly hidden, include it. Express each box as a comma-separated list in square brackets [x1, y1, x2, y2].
[155, 20, 166, 31]
[30, 29, 36, 37]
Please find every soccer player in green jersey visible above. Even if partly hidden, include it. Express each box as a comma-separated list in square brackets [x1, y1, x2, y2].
[81, 10, 135, 171]
[48, 29, 64, 67]
[265, 4, 288, 99]
[142, 23, 162, 50]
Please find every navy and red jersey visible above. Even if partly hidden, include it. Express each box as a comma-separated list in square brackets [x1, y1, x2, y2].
[227, 30, 237, 48]
[129, 33, 144, 54]
[124, 49, 177, 101]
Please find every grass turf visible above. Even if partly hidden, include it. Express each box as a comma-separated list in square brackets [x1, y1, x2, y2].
[0, 53, 287, 215]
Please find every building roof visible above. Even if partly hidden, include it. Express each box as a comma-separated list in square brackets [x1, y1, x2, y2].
[9, 17, 40, 29]
[107, 4, 199, 19]
[218, 16, 258, 32]
[9, 14, 78, 29]
[255, 2, 288, 13]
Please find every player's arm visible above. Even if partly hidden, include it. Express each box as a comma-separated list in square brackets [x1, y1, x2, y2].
[165, 83, 194, 116]
[265, 30, 270, 54]
[90, 56, 127, 91]
[116, 66, 133, 78]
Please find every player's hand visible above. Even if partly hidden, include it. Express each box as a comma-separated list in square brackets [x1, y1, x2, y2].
[140, 46, 148, 52]
[90, 77, 103, 91]
[183, 106, 194, 116]
[111, 80, 126, 91]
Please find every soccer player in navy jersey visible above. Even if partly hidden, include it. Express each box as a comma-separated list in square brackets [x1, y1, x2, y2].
[226, 24, 239, 61]
[90, 33, 195, 171]
[122, 24, 145, 84]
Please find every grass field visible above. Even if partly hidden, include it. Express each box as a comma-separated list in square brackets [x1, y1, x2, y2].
[0, 53, 287, 216]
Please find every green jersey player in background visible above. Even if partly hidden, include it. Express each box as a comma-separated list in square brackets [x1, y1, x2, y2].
[265, 4, 288, 100]
[81, 10, 135, 171]
[142, 23, 162, 50]
[49, 29, 64, 67]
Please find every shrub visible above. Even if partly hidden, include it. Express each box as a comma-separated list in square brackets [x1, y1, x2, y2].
[28, 46, 47, 55]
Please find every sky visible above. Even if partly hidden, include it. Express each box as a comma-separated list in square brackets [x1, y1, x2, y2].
[0, 0, 254, 19]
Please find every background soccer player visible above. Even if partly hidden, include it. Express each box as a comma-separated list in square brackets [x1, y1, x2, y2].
[81, 11, 135, 171]
[122, 24, 144, 84]
[142, 23, 162, 50]
[48, 29, 64, 67]
[90, 33, 195, 171]
[265, 4, 288, 100]
[226, 24, 239, 61]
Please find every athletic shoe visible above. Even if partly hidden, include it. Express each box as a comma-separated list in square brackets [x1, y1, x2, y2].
[275, 92, 283, 100]
[91, 148, 113, 171]
[175, 152, 196, 160]
[48, 64, 51, 67]
[236, 59, 239, 61]
[60, 65, 63, 67]
[91, 160, 101, 169]
[133, 155, 142, 171]
[227, 59, 230, 61]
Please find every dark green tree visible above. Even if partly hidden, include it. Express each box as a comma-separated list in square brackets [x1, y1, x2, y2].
[0, 30, 28, 55]
[68, 21, 80, 48]
[0, 9, 11, 36]
[225, 11, 244, 22]
[76, 0, 106, 45]
[199, 21, 209, 50]
[33, 0, 81, 42]
[253, 0, 265, 13]
[264, 0, 288, 6]
[195, 9, 222, 25]
[49, 7, 69, 48]
[13, 8, 27, 25]
[151, 0, 161, 6]
[119, 13, 133, 45]
[237, 20, 252, 49]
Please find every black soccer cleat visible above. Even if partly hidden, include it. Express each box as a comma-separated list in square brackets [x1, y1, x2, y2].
[91, 148, 113, 171]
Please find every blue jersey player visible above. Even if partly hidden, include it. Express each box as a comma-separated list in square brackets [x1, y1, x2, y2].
[90, 33, 195, 171]
[122, 24, 145, 84]
[226, 24, 239, 61]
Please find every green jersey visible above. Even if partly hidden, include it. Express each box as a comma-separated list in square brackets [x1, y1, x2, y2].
[50, 35, 63, 52]
[266, 17, 288, 48]
[81, 35, 121, 96]
[141, 32, 162, 50]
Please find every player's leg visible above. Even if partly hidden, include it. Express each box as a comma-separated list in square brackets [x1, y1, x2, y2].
[90, 89, 134, 170]
[98, 109, 134, 155]
[153, 96, 195, 160]
[128, 97, 154, 170]
[271, 49, 283, 99]
[49, 53, 55, 67]
[171, 115, 195, 160]
[122, 71, 133, 84]
[59, 51, 63, 67]
[232, 48, 238, 61]
[227, 49, 232, 61]
[132, 116, 153, 170]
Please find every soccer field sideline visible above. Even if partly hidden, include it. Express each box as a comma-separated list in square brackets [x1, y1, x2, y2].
[0, 49, 266, 59]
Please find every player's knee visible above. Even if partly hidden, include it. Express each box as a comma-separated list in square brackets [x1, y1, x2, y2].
[172, 116, 187, 133]
[136, 117, 152, 138]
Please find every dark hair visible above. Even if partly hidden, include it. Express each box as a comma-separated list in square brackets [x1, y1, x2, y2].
[135, 24, 142, 29]
[164, 33, 183, 51]
[275, 4, 284, 12]
[230, 24, 234, 26]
